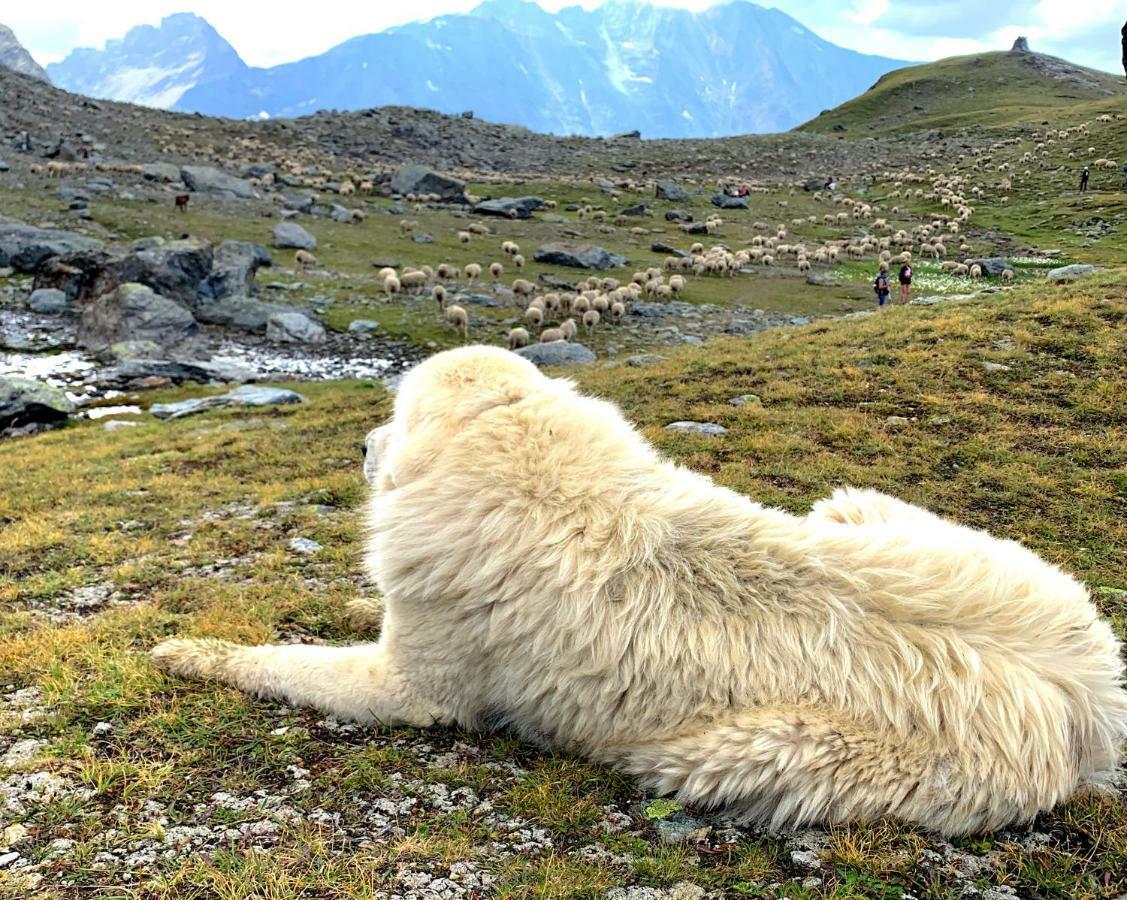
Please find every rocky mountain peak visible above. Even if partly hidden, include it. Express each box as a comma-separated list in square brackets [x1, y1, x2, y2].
[0, 23, 49, 82]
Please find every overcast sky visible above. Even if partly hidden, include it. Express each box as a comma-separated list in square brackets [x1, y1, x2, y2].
[7, 0, 1124, 74]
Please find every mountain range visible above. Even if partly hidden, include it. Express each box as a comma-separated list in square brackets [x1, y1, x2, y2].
[40, 1, 909, 138]
[0, 23, 48, 82]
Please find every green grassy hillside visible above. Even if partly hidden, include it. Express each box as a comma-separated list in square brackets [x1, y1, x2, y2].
[799, 50, 1127, 136]
[1, 272, 1124, 898]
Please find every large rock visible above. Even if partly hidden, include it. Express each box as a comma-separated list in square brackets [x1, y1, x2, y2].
[968, 257, 1014, 278]
[655, 181, 690, 202]
[0, 220, 104, 274]
[390, 165, 467, 203]
[266, 311, 326, 344]
[711, 193, 748, 209]
[78, 283, 200, 359]
[33, 238, 214, 307]
[140, 163, 181, 183]
[272, 222, 317, 250]
[193, 297, 297, 333]
[514, 342, 596, 366]
[27, 288, 68, 314]
[473, 196, 545, 219]
[205, 240, 273, 299]
[532, 242, 626, 270]
[97, 358, 251, 388]
[180, 166, 256, 199]
[151, 385, 304, 420]
[1047, 263, 1101, 282]
[0, 376, 74, 433]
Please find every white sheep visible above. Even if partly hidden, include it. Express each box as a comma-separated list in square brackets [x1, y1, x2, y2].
[294, 250, 317, 269]
[560, 318, 578, 341]
[582, 309, 600, 335]
[513, 254, 525, 270]
[384, 274, 400, 298]
[432, 284, 447, 310]
[540, 327, 564, 343]
[525, 307, 544, 327]
[508, 327, 530, 350]
[444, 304, 468, 339]
[490, 262, 504, 280]
[464, 263, 482, 284]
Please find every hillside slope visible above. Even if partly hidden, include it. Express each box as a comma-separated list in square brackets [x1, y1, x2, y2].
[798, 47, 1127, 135]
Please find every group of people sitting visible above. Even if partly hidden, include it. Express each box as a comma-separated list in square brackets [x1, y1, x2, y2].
[873, 261, 912, 308]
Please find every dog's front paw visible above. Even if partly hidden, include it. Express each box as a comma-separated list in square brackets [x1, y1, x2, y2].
[150, 638, 239, 681]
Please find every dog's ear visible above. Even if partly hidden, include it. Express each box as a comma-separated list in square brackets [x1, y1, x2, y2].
[384, 347, 543, 485]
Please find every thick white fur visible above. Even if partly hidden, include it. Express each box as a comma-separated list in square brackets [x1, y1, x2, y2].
[152, 346, 1127, 835]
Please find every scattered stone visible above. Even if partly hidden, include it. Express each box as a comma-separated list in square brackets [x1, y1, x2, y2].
[412, 234, 435, 243]
[729, 394, 761, 406]
[982, 361, 1012, 372]
[225, 386, 305, 407]
[206, 240, 273, 299]
[266, 311, 326, 344]
[711, 193, 748, 209]
[655, 181, 690, 202]
[27, 288, 67, 314]
[532, 242, 626, 270]
[92, 721, 113, 736]
[967, 257, 1013, 278]
[791, 849, 822, 869]
[1046, 263, 1100, 283]
[619, 203, 650, 217]
[885, 415, 911, 426]
[193, 296, 296, 333]
[665, 421, 727, 436]
[664, 209, 693, 223]
[272, 222, 317, 251]
[473, 196, 544, 219]
[104, 420, 141, 432]
[514, 342, 596, 366]
[140, 162, 181, 182]
[289, 537, 322, 554]
[149, 396, 230, 420]
[348, 319, 381, 334]
[652, 811, 711, 845]
[625, 354, 667, 367]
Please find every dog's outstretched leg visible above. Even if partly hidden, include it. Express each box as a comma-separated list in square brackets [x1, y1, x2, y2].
[150, 638, 441, 726]
[807, 487, 940, 527]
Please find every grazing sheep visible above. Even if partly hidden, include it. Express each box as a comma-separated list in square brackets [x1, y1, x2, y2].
[401, 270, 428, 294]
[458, 231, 472, 244]
[540, 327, 565, 342]
[490, 262, 504, 280]
[399, 220, 417, 237]
[513, 254, 525, 270]
[1001, 269, 1014, 284]
[610, 301, 626, 322]
[969, 264, 983, 280]
[378, 267, 397, 281]
[508, 327, 530, 350]
[384, 275, 401, 298]
[525, 307, 544, 327]
[444, 304, 469, 339]
[582, 309, 600, 335]
[294, 250, 317, 269]
[559, 318, 578, 341]
[432, 284, 447, 311]
[464, 263, 482, 285]
[669, 274, 685, 295]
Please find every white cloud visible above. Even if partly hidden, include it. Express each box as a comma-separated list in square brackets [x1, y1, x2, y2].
[847, 0, 890, 26]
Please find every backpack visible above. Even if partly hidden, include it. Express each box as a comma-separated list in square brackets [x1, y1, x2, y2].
[873, 274, 886, 294]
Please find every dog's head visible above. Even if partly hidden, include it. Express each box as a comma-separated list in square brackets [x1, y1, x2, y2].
[363, 346, 546, 488]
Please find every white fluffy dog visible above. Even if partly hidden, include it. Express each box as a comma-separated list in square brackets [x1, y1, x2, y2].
[152, 346, 1127, 835]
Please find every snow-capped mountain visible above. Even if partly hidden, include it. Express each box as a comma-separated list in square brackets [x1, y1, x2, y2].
[47, 13, 247, 109]
[46, 1, 908, 137]
[0, 23, 49, 81]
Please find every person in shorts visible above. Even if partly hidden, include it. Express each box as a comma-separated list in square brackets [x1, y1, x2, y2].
[898, 260, 913, 305]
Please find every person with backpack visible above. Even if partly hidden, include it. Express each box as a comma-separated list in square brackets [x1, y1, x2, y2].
[898, 260, 913, 304]
[1080, 167, 1090, 192]
[873, 264, 891, 309]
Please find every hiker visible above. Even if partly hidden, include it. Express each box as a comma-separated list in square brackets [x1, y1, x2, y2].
[898, 260, 913, 304]
[1080, 167, 1089, 192]
[873, 264, 891, 309]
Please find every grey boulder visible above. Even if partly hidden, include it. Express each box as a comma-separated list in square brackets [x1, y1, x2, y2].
[272, 222, 317, 251]
[193, 296, 296, 333]
[79, 283, 199, 359]
[205, 240, 273, 299]
[514, 342, 596, 366]
[711, 194, 748, 209]
[266, 311, 326, 344]
[968, 257, 1014, 278]
[389, 164, 467, 203]
[0, 376, 74, 433]
[532, 242, 626, 270]
[180, 166, 256, 199]
[665, 421, 728, 436]
[0, 220, 104, 274]
[140, 162, 181, 183]
[473, 196, 545, 219]
[27, 288, 68, 314]
[151, 385, 304, 420]
[1046, 264, 1101, 283]
[655, 181, 690, 202]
